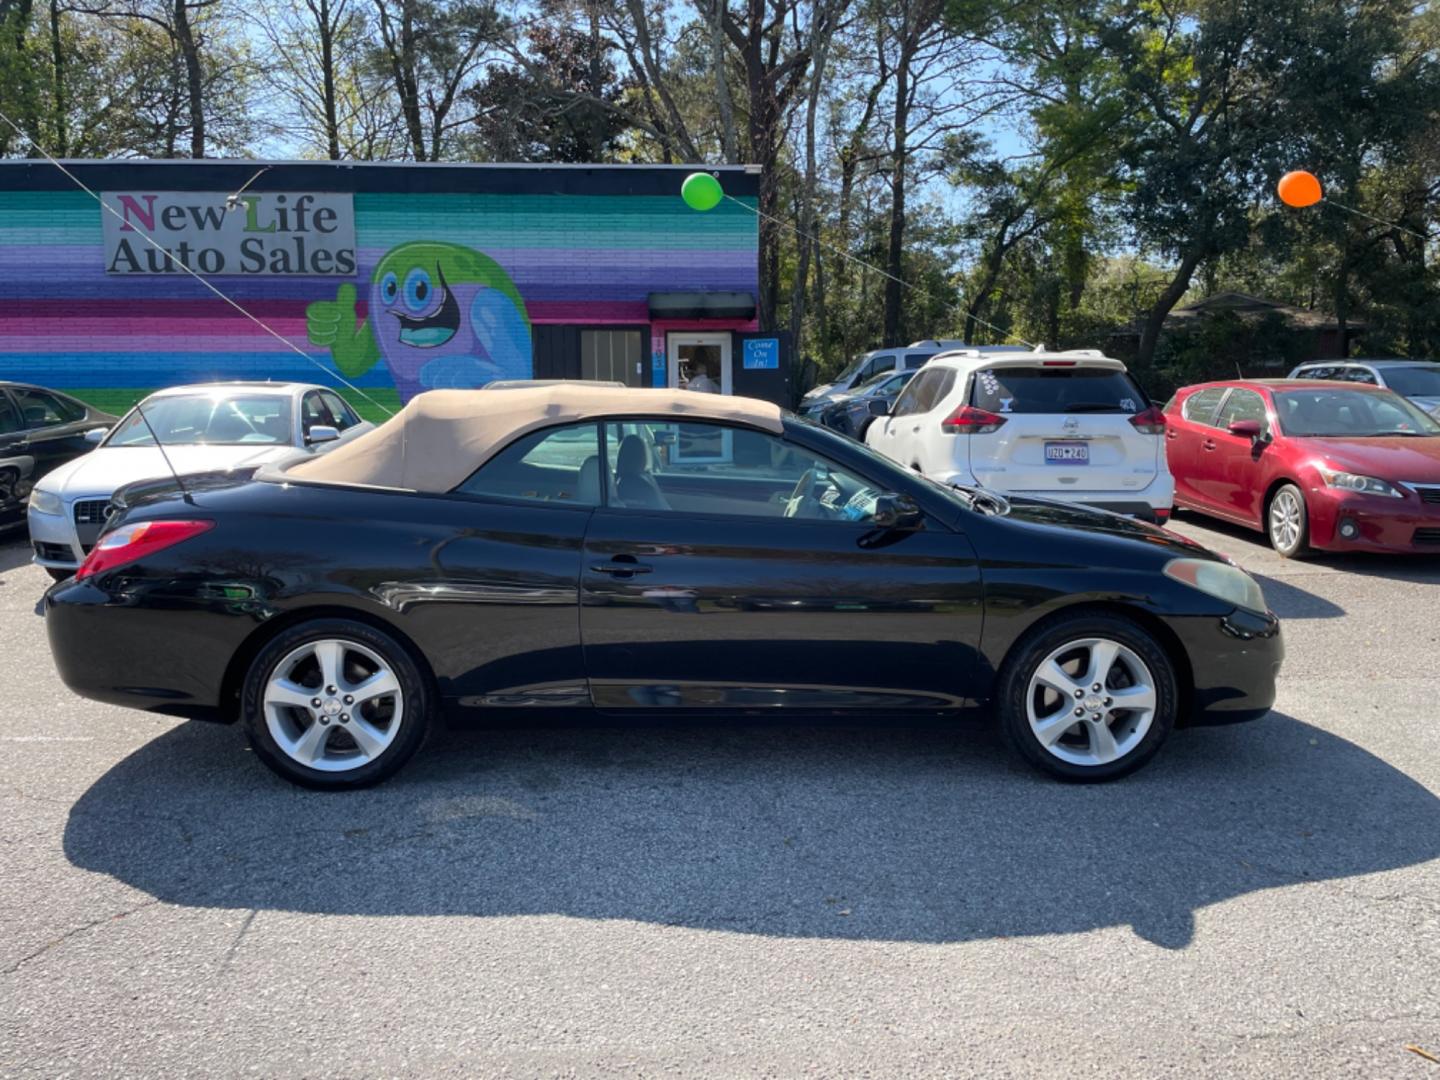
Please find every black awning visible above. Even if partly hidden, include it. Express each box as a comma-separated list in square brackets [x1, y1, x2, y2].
[648, 291, 756, 320]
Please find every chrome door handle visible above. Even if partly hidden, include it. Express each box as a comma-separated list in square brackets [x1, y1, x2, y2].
[592, 560, 652, 575]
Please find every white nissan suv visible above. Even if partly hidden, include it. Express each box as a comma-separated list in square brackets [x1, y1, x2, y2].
[863, 348, 1174, 521]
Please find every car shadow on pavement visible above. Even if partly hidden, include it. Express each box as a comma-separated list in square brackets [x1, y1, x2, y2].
[62, 712, 1440, 950]
[1247, 573, 1344, 619]
[0, 537, 33, 578]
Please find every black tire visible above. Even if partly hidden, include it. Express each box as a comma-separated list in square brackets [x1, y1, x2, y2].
[45, 568, 71, 583]
[1266, 482, 1309, 559]
[241, 618, 433, 789]
[996, 611, 1179, 783]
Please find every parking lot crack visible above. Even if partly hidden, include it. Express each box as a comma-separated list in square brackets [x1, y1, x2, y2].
[2, 898, 161, 977]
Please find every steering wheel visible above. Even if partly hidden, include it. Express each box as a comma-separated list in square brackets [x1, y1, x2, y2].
[783, 468, 817, 519]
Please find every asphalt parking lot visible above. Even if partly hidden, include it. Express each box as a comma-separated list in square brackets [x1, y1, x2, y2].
[2, 517, 1438, 1078]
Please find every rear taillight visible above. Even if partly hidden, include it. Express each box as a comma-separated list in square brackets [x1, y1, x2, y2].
[1154, 507, 1171, 523]
[1129, 405, 1166, 435]
[75, 519, 213, 580]
[941, 406, 1007, 434]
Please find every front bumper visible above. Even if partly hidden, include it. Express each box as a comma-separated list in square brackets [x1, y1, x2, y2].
[1170, 607, 1284, 726]
[1306, 486, 1440, 553]
[28, 493, 115, 570]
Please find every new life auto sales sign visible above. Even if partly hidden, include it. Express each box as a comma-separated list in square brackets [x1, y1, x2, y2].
[101, 191, 356, 275]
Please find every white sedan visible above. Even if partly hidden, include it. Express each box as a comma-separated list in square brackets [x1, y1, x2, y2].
[28, 382, 373, 579]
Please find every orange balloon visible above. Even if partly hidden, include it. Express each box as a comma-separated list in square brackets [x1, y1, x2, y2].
[1278, 170, 1323, 208]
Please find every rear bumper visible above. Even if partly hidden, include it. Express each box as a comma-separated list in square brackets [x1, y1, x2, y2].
[1168, 608, 1283, 726]
[44, 575, 242, 720]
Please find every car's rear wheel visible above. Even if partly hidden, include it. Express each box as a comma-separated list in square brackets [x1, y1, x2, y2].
[997, 612, 1178, 782]
[1267, 483, 1309, 558]
[241, 618, 432, 789]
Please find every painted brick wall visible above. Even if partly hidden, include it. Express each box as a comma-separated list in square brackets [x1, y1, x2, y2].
[0, 170, 759, 420]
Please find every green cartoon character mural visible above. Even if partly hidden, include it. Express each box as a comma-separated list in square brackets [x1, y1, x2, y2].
[307, 241, 533, 400]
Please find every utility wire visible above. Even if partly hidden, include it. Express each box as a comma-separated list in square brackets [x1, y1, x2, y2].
[724, 192, 1040, 350]
[1319, 197, 1431, 242]
[0, 107, 396, 418]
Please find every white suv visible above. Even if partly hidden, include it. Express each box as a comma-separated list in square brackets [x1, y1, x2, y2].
[863, 349, 1174, 521]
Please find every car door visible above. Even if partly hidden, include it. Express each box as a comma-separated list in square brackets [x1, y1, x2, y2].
[8, 386, 98, 485]
[0, 393, 30, 528]
[420, 420, 603, 710]
[1205, 387, 1273, 524]
[873, 368, 942, 468]
[581, 419, 983, 711]
[1166, 386, 1228, 510]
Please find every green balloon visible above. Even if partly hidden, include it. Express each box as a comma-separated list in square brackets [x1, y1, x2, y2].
[681, 172, 724, 212]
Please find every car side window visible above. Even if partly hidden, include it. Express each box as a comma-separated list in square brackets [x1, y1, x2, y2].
[319, 391, 360, 430]
[890, 370, 934, 418]
[1343, 368, 1378, 385]
[455, 422, 602, 505]
[1182, 387, 1228, 426]
[869, 354, 897, 378]
[925, 370, 957, 412]
[0, 394, 20, 435]
[12, 388, 83, 429]
[1215, 388, 1269, 435]
[902, 352, 931, 371]
[603, 420, 883, 523]
[300, 391, 333, 436]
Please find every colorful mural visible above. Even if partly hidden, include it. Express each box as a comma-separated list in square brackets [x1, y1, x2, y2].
[307, 241, 532, 398]
[0, 168, 760, 419]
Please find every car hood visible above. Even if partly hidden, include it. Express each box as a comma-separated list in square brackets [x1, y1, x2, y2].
[1001, 494, 1219, 561]
[36, 443, 299, 496]
[1297, 436, 1440, 483]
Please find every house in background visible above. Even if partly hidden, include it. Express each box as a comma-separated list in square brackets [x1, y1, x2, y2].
[1112, 291, 1363, 367]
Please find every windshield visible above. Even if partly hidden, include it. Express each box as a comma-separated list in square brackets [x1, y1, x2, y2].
[833, 354, 869, 383]
[105, 394, 294, 447]
[1273, 388, 1440, 437]
[1379, 365, 1440, 398]
[857, 369, 914, 395]
[971, 366, 1147, 414]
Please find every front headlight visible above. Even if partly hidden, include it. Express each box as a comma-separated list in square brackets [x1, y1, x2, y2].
[1164, 558, 1267, 614]
[1319, 469, 1403, 498]
[28, 489, 62, 515]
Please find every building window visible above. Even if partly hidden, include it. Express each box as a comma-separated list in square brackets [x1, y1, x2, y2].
[582, 329, 644, 386]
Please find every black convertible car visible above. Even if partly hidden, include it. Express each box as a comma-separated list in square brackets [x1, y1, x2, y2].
[45, 385, 1282, 788]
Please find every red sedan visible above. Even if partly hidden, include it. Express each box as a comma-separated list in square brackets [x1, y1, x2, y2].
[1164, 379, 1440, 557]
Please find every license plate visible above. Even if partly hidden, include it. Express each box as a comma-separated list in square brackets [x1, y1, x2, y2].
[1044, 441, 1089, 464]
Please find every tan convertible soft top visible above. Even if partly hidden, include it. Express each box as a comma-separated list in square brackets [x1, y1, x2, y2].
[283, 384, 786, 492]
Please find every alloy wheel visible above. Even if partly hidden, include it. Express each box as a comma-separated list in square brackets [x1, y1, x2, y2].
[262, 638, 404, 772]
[1024, 637, 1157, 767]
[1269, 489, 1303, 554]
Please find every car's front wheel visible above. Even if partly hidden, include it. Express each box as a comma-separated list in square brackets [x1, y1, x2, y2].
[1267, 483, 1309, 558]
[997, 612, 1178, 782]
[241, 618, 432, 789]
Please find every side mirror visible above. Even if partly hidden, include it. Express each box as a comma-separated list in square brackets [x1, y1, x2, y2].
[307, 424, 340, 445]
[1228, 419, 1264, 440]
[84, 427, 107, 445]
[872, 492, 923, 530]
[868, 397, 891, 417]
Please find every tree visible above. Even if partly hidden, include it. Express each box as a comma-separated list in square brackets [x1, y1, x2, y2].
[371, 0, 504, 161]
[72, 0, 254, 158]
[250, 0, 391, 159]
[469, 5, 633, 162]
